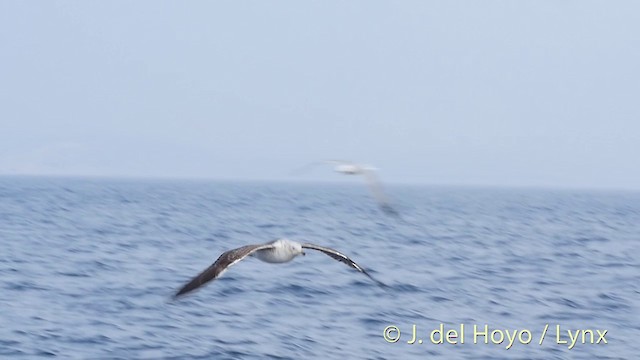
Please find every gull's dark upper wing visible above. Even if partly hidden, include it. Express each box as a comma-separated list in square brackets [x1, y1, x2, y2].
[301, 243, 387, 287]
[174, 243, 274, 298]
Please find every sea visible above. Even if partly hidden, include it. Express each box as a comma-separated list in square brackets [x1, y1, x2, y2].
[0, 176, 638, 359]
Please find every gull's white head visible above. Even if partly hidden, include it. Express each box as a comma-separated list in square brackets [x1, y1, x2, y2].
[294, 242, 305, 256]
[277, 238, 305, 257]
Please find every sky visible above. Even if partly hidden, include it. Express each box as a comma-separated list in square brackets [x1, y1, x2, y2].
[1, 1, 639, 190]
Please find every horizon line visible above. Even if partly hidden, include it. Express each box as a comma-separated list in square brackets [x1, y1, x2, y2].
[0, 172, 638, 194]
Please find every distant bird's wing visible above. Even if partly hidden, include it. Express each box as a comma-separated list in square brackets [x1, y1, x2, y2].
[361, 168, 400, 216]
[174, 243, 275, 298]
[289, 159, 355, 176]
[301, 243, 387, 287]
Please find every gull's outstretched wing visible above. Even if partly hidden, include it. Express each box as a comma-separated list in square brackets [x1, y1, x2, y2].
[174, 243, 275, 298]
[301, 243, 387, 287]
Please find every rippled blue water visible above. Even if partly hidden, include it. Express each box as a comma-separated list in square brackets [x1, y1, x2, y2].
[1, 176, 638, 359]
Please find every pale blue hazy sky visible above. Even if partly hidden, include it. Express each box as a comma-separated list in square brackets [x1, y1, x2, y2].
[1, 1, 639, 189]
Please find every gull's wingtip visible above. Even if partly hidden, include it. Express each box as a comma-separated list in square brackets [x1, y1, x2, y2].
[362, 269, 390, 289]
[171, 292, 185, 301]
[173, 281, 198, 299]
[166, 290, 186, 304]
[376, 279, 391, 290]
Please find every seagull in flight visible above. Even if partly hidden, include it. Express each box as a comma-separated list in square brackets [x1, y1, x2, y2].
[293, 160, 400, 216]
[174, 238, 386, 298]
